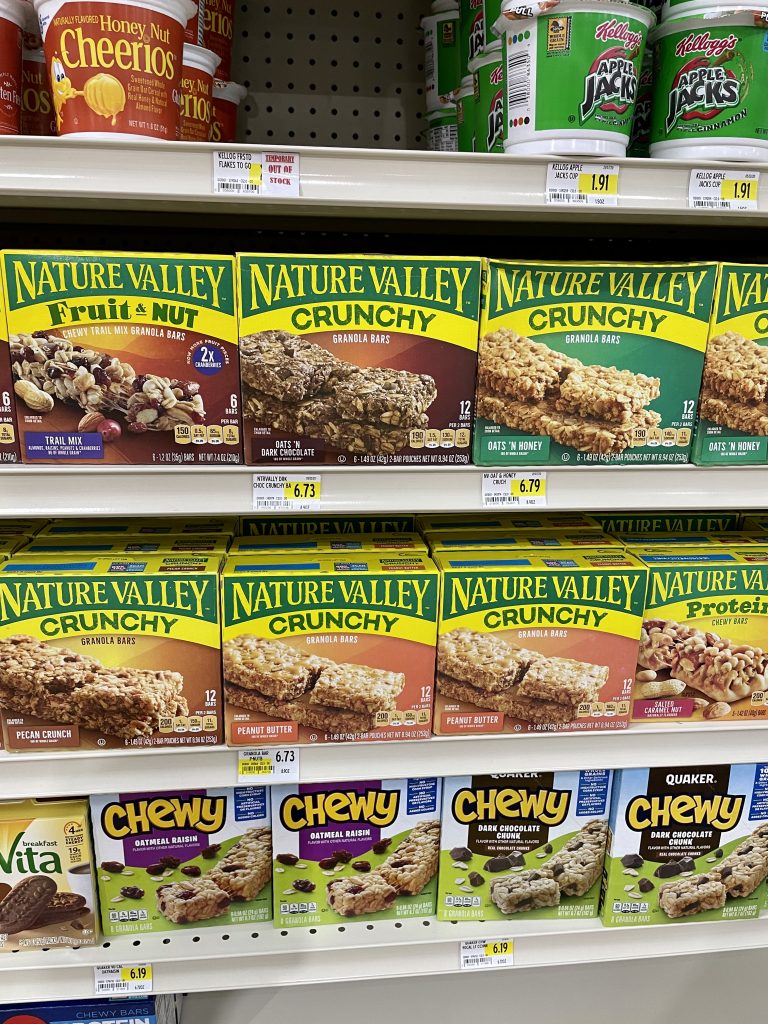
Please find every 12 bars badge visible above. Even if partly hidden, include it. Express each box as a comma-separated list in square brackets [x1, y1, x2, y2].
[666, 37, 741, 133]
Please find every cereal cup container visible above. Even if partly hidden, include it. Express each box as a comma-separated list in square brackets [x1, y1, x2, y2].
[21, 45, 55, 135]
[211, 77, 245, 141]
[460, 0, 498, 70]
[34, 0, 196, 139]
[456, 72, 475, 149]
[0, 0, 26, 135]
[425, 104, 458, 149]
[470, 40, 504, 152]
[179, 41, 219, 140]
[422, 4, 461, 110]
[203, 0, 233, 81]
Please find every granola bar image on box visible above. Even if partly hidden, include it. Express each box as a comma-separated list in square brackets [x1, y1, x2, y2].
[490, 870, 560, 915]
[223, 636, 329, 700]
[658, 876, 726, 919]
[156, 878, 232, 925]
[544, 820, 608, 897]
[326, 873, 398, 917]
[702, 332, 768, 406]
[376, 819, 440, 896]
[206, 827, 273, 901]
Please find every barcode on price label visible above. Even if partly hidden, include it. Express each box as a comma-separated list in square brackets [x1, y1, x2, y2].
[482, 471, 547, 509]
[253, 474, 322, 512]
[213, 152, 300, 196]
[238, 747, 300, 783]
[460, 938, 514, 970]
[94, 964, 153, 994]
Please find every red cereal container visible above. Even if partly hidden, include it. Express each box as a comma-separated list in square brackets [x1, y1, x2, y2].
[21, 46, 54, 135]
[211, 78, 244, 142]
[184, 0, 203, 44]
[0, 0, 26, 135]
[203, 0, 232, 80]
[33, 0, 196, 139]
[179, 41, 218, 140]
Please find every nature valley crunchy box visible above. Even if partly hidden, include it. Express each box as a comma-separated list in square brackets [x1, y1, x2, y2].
[433, 550, 647, 735]
[271, 777, 441, 927]
[593, 512, 743, 533]
[222, 554, 439, 745]
[40, 517, 235, 536]
[631, 549, 768, 726]
[237, 254, 481, 466]
[416, 513, 601, 532]
[694, 264, 768, 465]
[426, 530, 619, 551]
[229, 534, 427, 555]
[2, 251, 242, 465]
[0, 554, 222, 751]
[474, 260, 717, 466]
[91, 787, 272, 936]
[0, 797, 97, 952]
[239, 515, 415, 536]
[602, 764, 768, 927]
[18, 535, 230, 556]
[438, 771, 612, 922]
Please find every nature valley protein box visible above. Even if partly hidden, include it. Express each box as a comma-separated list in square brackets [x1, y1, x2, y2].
[602, 763, 768, 927]
[271, 777, 441, 927]
[237, 254, 482, 465]
[3, 251, 242, 465]
[433, 550, 647, 734]
[91, 787, 272, 936]
[631, 549, 768, 726]
[239, 515, 415, 536]
[222, 554, 439, 745]
[0, 797, 97, 952]
[438, 771, 612, 921]
[474, 260, 717, 465]
[0, 554, 223, 751]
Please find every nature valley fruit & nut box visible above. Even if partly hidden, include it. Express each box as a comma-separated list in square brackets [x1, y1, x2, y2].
[473, 260, 717, 466]
[0, 797, 97, 952]
[0, 309, 19, 463]
[239, 515, 415, 536]
[631, 549, 768, 726]
[237, 254, 482, 465]
[0, 554, 223, 752]
[91, 787, 272, 935]
[433, 550, 647, 735]
[694, 264, 768, 465]
[602, 763, 768, 927]
[2, 251, 242, 465]
[438, 771, 613, 922]
[222, 553, 439, 745]
[271, 777, 441, 927]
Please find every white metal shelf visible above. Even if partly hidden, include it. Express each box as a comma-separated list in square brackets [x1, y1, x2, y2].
[2, 721, 767, 800]
[0, 464, 767, 515]
[1, 140, 768, 225]
[1, 913, 767, 999]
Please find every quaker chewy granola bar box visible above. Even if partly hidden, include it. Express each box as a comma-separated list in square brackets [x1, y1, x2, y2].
[0, 554, 223, 751]
[2, 251, 242, 465]
[438, 771, 612, 921]
[237, 254, 482, 466]
[223, 553, 439, 745]
[602, 763, 768, 926]
[474, 260, 717, 465]
[91, 787, 271, 935]
[0, 797, 97, 952]
[631, 549, 768, 725]
[272, 777, 441, 927]
[433, 550, 647, 735]
[0, 998, 180, 1024]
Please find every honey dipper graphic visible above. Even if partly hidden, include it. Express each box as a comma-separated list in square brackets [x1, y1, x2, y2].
[50, 57, 126, 128]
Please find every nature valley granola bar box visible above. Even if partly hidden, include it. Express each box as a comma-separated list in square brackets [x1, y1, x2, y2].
[40, 517, 236, 536]
[2, 251, 242, 465]
[18, 536, 230, 556]
[237, 254, 482, 466]
[426, 530, 619, 551]
[0, 554, 223, 751]
[239, 515, 415, 536]
[433, 550, 647, 735]
[271, 777, 441, 927]
[592, 512, 743, 533]
[474, 260, 717, 466]
[91, 787, 272, 936]
[416, 513, 602, 532]
[602, 763, 768, 927]
[0, 797, 97, 952]
[631, 549, 768, 726]
[438, 771, 612, 922]
[222, 554, 439, 745]
[229, 534, 427, 555]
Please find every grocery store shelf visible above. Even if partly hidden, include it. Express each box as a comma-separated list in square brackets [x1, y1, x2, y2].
[3, 721, 767, 800]
[1, 913, 767, 999]
[1, 139, 768, 225]
[1, 464, 768, 515]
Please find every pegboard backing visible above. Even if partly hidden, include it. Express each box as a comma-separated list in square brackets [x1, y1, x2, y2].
[231, 2, 427, 149]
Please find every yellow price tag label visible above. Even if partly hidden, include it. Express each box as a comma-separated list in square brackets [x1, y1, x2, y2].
[249, 162, 263, 187]
[240, 757, 272, 776]
[510, 475, 546, 499]
[720, 178, 757, 203]
[577, 172, 618, 196]
[120, 965, 152, 983]
[283, 479, 321, 501]
[484, 940, 513, 958]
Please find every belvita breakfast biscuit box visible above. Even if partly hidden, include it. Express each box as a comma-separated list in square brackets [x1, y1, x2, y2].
[271, 777, 441, 927]
[474, 260, 718, 465]
[631, 549, 768, 726]
[602, 763, 768, 927]
[237, 254, 481, 465]
[2, 251, 242, 465]
[433, 550, 647, 734]
[694, 264, 768, 465]
[438, 771, 612, 921]
[222, 553, 439, 745]
[0, 797, 97, 952]
[91, 787, 272, 935]
[0, 554, 222, 751]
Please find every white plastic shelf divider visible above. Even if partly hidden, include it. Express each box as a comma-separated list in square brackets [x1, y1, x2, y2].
[1, 721, 766, 800]
[0, 914, 767, 999]
[1, 140, 768, 224]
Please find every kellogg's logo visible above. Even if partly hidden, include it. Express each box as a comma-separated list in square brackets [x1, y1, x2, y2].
[674, 31, 738, 59]
[595, 18, 643, 52]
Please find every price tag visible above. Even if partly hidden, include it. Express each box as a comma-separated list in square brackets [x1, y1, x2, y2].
[689, 169, 760, 212]
[546, 162, 619, 206]
[460, 938, 514, 970]
[253, 474, 322, 513]
[94, 963, 153, 994]
[213, 151, 300, 197]
[238, 747, 300, 783]
[482, 471, 547, 509]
